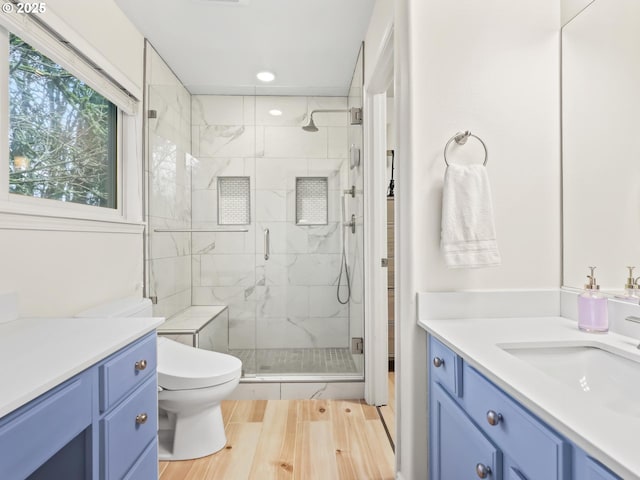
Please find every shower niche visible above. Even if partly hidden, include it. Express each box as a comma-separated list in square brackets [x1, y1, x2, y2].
[295, 177, 328, 225]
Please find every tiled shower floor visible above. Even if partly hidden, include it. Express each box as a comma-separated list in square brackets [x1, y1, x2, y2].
[229, 347, 358, 375]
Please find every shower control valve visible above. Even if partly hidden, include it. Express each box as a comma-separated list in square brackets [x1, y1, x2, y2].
[344, 214, 356, 234]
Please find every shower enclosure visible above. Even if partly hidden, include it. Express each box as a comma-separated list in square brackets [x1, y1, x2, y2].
[145, 43, 365, 381]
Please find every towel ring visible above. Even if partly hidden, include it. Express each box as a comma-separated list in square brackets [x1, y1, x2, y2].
[443, 131, 488, 167]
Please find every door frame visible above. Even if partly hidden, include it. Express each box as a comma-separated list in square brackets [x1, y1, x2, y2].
[364, 25, 394, 406]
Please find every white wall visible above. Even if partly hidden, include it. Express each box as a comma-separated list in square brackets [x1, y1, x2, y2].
[562, 0, 594, 26]
[386, 96, 395, 185]
[364, 0, 394, 87]
[41, 0, 144, 96]
[0, 1, 146, 317]
[0, 226, 142, 316]
[395, 0, 561, 477]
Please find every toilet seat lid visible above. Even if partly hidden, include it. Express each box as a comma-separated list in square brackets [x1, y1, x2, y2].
[157, 337, 242, 390]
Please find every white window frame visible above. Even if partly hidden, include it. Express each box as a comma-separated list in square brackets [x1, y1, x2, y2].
[0, 5, 142, 232]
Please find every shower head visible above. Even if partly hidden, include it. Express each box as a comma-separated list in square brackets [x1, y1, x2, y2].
[302, 109, 350, 132]
[302, 114, 318, 132]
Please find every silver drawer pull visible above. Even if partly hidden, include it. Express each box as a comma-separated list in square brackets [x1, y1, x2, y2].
[476, 463, 492, 478]
[433, 357, 445, 368]
[136, 413, 148, 425]
[135, 360, 148, 371]
[486, 410, 503, 426]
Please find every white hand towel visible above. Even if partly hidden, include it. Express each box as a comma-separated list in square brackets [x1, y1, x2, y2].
[441, 164, 501, 268]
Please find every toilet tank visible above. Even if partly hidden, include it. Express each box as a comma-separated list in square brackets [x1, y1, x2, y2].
[75, 297, 153, 318]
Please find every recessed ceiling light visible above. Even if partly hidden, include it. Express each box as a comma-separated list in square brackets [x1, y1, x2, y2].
[269, 109, 282, 116]
[256, 71, 275, 82]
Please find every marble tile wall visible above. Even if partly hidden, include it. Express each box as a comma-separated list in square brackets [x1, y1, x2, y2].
[191, 94, 352, 350]
[145, 46, 193, 319]
[348, 47, 365, 371]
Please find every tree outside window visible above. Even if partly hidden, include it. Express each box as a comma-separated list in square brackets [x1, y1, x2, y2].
[8, 34, 117, 208]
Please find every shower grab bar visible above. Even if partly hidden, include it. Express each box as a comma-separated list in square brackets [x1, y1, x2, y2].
[264, 228, 270, 261]
[153, 228, 249, 233]
[443, 131, 488, 167]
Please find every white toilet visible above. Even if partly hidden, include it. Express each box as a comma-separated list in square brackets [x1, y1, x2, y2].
[75, 297, 242, 461]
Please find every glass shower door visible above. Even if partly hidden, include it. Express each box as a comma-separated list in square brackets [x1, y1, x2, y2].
[185, 49, 365, 379]
[146, 83, 193, 321]
[188, 90, 258, 377]
[250, 53, 365, 377]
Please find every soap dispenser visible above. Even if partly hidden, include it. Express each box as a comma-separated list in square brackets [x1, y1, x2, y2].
[624, 266, 638, 298]
[577, 266, 608, 333]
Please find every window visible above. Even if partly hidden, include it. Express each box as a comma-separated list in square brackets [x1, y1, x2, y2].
[8, 34, 118, 209]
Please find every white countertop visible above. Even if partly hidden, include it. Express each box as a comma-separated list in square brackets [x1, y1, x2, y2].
[0, 316, 163, 419]
[157, 305, 227, 333]
[418, 315, 640, 480]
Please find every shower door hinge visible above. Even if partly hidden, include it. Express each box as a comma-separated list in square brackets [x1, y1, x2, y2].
[352, 337, 364, 354]
[381, 258, 388, 267]
[350, 107, 363, 125]
[148, 109, 157, 119]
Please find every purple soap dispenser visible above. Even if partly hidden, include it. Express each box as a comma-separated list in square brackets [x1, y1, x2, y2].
[577, 266, 608, 333]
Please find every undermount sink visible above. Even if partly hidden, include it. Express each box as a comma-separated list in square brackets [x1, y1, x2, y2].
[501, 342, 640, 417]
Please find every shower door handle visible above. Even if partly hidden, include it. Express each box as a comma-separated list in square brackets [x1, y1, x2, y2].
[264, 228, 270, 261]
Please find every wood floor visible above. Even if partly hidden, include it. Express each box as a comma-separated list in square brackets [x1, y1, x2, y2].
[159, 375, 396, 480]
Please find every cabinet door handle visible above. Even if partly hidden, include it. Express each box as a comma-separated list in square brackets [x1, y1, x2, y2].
[476, 463, 492, 478]
[264, 228, 270, 261]
[433, 357, 444, 368]
[136, 413, 148, 425]
[135, 360, 148, 371]
[486, 410, 503, 426]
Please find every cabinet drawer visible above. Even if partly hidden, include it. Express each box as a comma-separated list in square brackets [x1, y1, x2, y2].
[463, 365, 568, 480]
[431, 383, 501, 480]
[100, 332, 156, 411]
[123, 439, 158, 480]
[101, 377, 158, 480]
[429, 336, 462, 397]
[0, 372, 92, 480]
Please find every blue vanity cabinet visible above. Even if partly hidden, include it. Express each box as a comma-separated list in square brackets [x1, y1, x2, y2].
[573, 450, 621, 480]
[0, 372, 93, 480]
[428, 335, 620, 480]
[430, 383, 501, 479]
[0, 332, 158, 480]
[100, 335, 158, 480]
[582, 458, 620, 480]
[461, 364, 568, 480]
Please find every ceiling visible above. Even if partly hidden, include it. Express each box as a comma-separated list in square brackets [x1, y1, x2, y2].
[115, 0, 376, 96]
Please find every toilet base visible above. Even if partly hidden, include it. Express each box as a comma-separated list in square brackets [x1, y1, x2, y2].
[158, 403, 227, 461]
